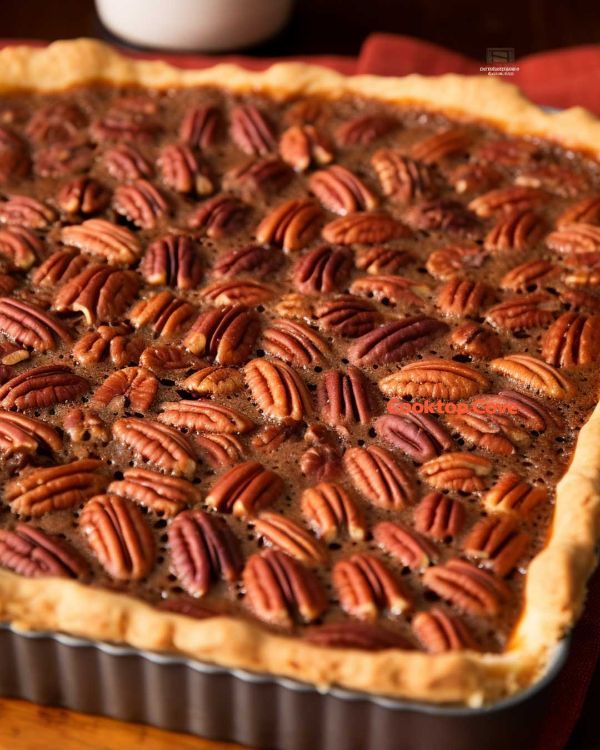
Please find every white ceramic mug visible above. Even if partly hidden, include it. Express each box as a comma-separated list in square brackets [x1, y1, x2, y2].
[96, 0, 294, 52]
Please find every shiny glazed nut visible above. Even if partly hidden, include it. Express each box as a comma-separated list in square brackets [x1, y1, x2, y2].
[318, 367, 373, 429]
[278, 124, 333, 172]
[5, 459, 107, 516]
[200, 279, 275, 306]
[80, 494, 155, 581]
[322, 211, 410, 245]
[129, 291, 196, 338]
[158, 400, 254, 434]
[242, 549, 327, 627]
[300, 444, 341, 482]
[472, 391, 557, 432]
[490, 353, 576, 399]
[403, 199, 478, 232]
[194, 433, 245, 469]
[445, 411, 529, 455]
[348, 317, 449, 366]
[414, 492, 465, 540]
[371, 150, 436, 204]
[468, 185, 548, 217]
[56, 176, 110, 215]
[0, 225, 45, 269]
[0, 409, 62, 457]
[183, 305, 259, 365]
[373, 521, 438, 571]
[410, 127, 472, 163]
[547, 222, 600, 254]
[206, 461, 283, 517]
[420, 452, 492, 492]
[300, 482, 366, 542]
[463, 515, 530, 577]
[230, 104, 276, 156]
[0, 195, 57, 229]
[425, 245, 486, 281]
[483, 473, 547, 516]
[60, 218, 142, 265]
[292, 244, 352, 294]
[309, 165, 378, 214]
[556, 196, 600, 227]
[435, 277, 493, 317]
[73, 325, 143, 368]
[541, 312, 600, 367]
[484, 209, 546, 252]
[63, 407, 109, 444]
[412, 608, 478, 653]
[112, 417, 196, 478]
[102, 143, 153, 181]
[25, 101, 87, 144]
[252, 512, 327, 566]
[350, 275, 429, 307]
[333, 553, 411, 620]
[158, 143, 213, 195]
[335, 114, 398, 147]
[449, 321, 502, 359]
[375, 413, 453, 463]
[92, 366, 158, 411]
[0, 364, 88, 409]
[0, 297, 71, 351]
[0, 523, 87, 579]
[168, 509, 243, 596]
[255, 198, 322, 252]
[179, 104, 220, 149]
[315, 295, 382, 338]
[305, 621, 409, 651]
[113, 179, 170, 230]
[379, 358, 488, 400]
[32, 249, 88, 287]
[139, 345, 199, 373]
[187, 193, 249, 239]
[355, 245, 414, 274]
[181, 366, 243, 397]
[244, 358, 312, 422]
[500, 258, 557, 291]
[140, 234, 203, 289]
[223, 157, 293, 197]
[447, 162, 502, 195]
[423, 558, 510, 616]
[344, 445, 414, 510]
[260, 319, 329, 367]
[213, 244, 283, 279]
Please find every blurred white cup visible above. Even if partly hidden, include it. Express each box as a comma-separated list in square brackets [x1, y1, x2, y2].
[96, 0, 294, 52]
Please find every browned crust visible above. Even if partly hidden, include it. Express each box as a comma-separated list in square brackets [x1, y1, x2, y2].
[0, 38, 598, 706]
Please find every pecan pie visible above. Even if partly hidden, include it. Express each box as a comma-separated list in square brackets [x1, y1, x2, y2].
[0, 40, 598, 707]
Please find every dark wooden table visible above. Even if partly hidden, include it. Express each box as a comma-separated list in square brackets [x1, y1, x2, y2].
[0, 1, 599, 748]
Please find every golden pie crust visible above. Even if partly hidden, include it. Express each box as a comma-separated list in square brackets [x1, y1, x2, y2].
[0, 38, 599, 707]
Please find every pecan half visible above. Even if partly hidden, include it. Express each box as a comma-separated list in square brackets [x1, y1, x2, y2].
[109, 467, 199, 516]
[32, 249, 88, 288]
[73, 325, 143, 368]
[0, 364, 88, 409]
[244, 358, 312, 422]
[333, 553, 410, 620]
[541, 312, 600, 367]
[140, 234, 203, 290]
[256, 198, 322, 252]
[485, 292, 555, 331]
[472, 391, 557, 431]
[63, 407, 109, 444]
[375, 413, 453, 463]
[92, 366, 158, 411]
[57, 176, 110, 216]
[373, 521, 438, 571]
[490, 354, 576, 399]
[414, 492, 465, 540]
[348, 317, 449, 366]
[183, 305, 259, 365]
[0, 126, 30, 183]
[309, 165, 378, 215]
[223, 157, 293, 197]
[113, 417, 196, 478]
[80, 494, 155, 581]
[469, 186, 548, 217]
[187, 194, 249, 239]
[425, 245, 486, 281]
[0, 523, 87, 579]
[213, 243, 282, 280]
[181, 366, 243, 396]
[261, 319, 329, 367]
[355, 245, 414, 274]
[179, 105, 220, 149]
[0, 195, 56, 229]
[420, 452, 492, 492]
[483, 473, 547, 516]
[379, 359, 488, 400]
[371, 150, 436, 204]
[463, 515, 529, 577]
[473, 138, 540, 166]
[230, 104, 276, 156]
[253, 512, 327, 566]
[423, 558, 510, 616]
[91, 109, 161, 143]
[500, 259, 557, 291]
[194, 433, 243, 469]
[335, 114, 398, 147]
[301, 482, 366, 542]
[515, 163, 590, 197]
[279, 124, 333, 171]
[445, 411, 529, 455]
[322, 211, 410, 245]
[113, 179, 170, 230]
[315, 295, 382, 338]
[547, 223, 600, 254]
[0, 225, 45, 269]
[350, 275, 428, 307]
[158, 143, 213, 195]
[0, 297, 71, 351]
[344, 445, 414, 510]
[557, 196, 600, 227]
[0, 409, 62, 457]
[292, 244, 352, 294]
[53, 264, 141, 324]
[412, 608, 477, 652]
[447, 162, 502, 195]
[129, 291, 196, 338]
[404, 199, 478, 233]
[410, 128, 472, 164]
[449, 321, 502, 359]
[200, 279, 275, 306]
[436, 278, 493, 317]
[34, 140, 94, 178]
[158, 400, 254, 434]
[61, 218, 142, 265]
[102, 143, 153, 181]
[26, 102, 87, 144]
[6, 459, 107, 516]
[484, 210, 546, 252]
[205, 460, 283, 517]
[301, 444, 341, 482]
[139, 345, 199, 373]
[169, 509, 242, 596]
[305, 622, 408, 651]
[318, 367, 373, 429]
[243, 549, 326, 627]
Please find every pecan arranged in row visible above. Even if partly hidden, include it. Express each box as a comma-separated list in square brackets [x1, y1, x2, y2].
[109, 467, 199, 517]
[0, 523, 87, 579]
[113, 179, 170, 230]
[414, 492, 465, 540]
[92, 366, 158, 411]
[140, 234, 203, 290]
[57, 176, 110, 216]
[0, 297, 71, 351]
[179, 104, 220, 149]
[0, 364, 88, 409]
[102, 142, 153, 181]
[0, 225, 45, 269]
[113, 417, 196, 477]
[32, 249, 88, 288]
[195, 433, 245, 469]
[350, 274, 428, 307]
[315, 295, 382, 338]
[0, 195, 57, 229]
[379, 358, 488, 400]
[256, 198, 322, 252]
[348, 317, 448, 366]
[223, 157, 292, 197]
[129, 291, 196, 338]
[449, 321, 502, 359]
[309, 165, 378, 215]
[490, 353, 576, 399]
[375, 412, 453, 463]
[483, 473, 547, 516]
[244, 358, 312, 422]
[252, 512, 327, 566]
[318, 367, 373, 429]
[230, 104, 276, 156]
[484, 210, 545, 252]
[205, 461, 283, 517]
[61, 218, 142, 265]
[279, 124, 333, 172]
[305, 621, 408, 651]
[184, 305, 259, 365]
[420, 452, 492, 492]
[0, 409, 62, 457]
[322, 211, 410, 245]
[423, 558, 510, 616]
[74, 325, 143, 368]
[158, 400, 254, 434]
[410, 128, 471, 164]
[181, 366, 242, 396]
[158, 143, 213, 195]
[355, 245, 413, 274]
[300, 482, 366, 542]
[463, 515, 529, 577]
[344, 445, 414, 510]
[445, 410, 529, 455]
[188, 193, 249, 239]
[373, 521, 438, 571]
[333, 553, 410, 620]
[335, 114, 398, 147]
[371, 150, 436, 204]
[293, 244, 352, 294]
[200, 279, 275, 306]
[541, 312, 600, 367]
[260, 319, 329, 368]
[213, 244, 282, 279]
[412, 608, 477, 652]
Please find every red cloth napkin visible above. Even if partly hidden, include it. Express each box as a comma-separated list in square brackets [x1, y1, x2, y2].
[1, 32, 600, 749]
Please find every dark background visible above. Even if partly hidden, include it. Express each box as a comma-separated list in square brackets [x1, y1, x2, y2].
[1, 1, 600, 748]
